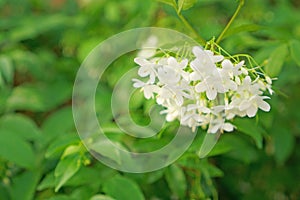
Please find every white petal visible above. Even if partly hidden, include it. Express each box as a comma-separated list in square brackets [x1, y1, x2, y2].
[144, 85, 160, 99]
[195, 81, 207, 92]
[134, 57, 148, 66]
[149, 73, 156, 84]
[221, 59, 233, 69]
[222, 122, 235, 132]
[138, 67, 150, 77]
[206, 87, 217, 100]
[239, 100, 251, 111]
[192, 46, 204, 58]
[246, 105, 258, 117]
[180, 59, 188, 69]
[190, 72, 200, 81]
[235, 76, 241, 85]
[201, 107, 211, 114]
[228, 80, 237, 91]
[208, 123, 220, 134]
[258, 100, 271, 112]
[244, 76, 251, 85]
[266, 76, 272, 84]
[214, 55, 224, 62]
[175, 95, 184, 106]
[132, 79, 145, 88]
[167, 56, 177, 66]
[212, 105, 225, 113]
[156, 97, 164, 105]
[241, 67, 248, 75]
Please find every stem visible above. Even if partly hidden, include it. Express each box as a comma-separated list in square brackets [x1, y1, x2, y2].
[177, 12, 206, 46]
[216, 0, 244, 44]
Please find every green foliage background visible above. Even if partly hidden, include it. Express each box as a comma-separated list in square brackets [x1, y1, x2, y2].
[0, 0, 300, 199]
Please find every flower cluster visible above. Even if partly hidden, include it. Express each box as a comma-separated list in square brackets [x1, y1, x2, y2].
[132, 46, 273, 133]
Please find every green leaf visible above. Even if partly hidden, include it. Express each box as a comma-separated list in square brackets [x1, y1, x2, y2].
[90, 195, 116, 200]
[0, 130, 35, 169]
[178, 0, 197, 13]
[1, 14, 75, 43]
[61, 144, 83, 159]
[37, 171, 55, 191]
[221, 134, 259, 164]
[10, 170, 40, 200]
[54, 154, 82, 192]
[7, 85, 46, 112]
[233, 118, 263, 149]
[289, 39, 300, 67]
[103, 175, 145, 200]
[223, 24, 263, 39]
[45, 135, 79, 158]
[7, 81, 72, 112]
[0, 56, 13, 84]
[66, 167, 103, 187]
[272, 126, 295, 165]
[38, 167, 103, 191]
[265, 43, 288, 77]
[0, 114, 41, 141]
[42, 107, 74, 140]
[157, 0, 176, 7]
[200, 161, 224, 178]
[206, 139, 233, 157]
[46, 195, 74, 200]
[89, 140, 122, 165]
[0, 184, 10, 200]
[165, 164, 187, 199]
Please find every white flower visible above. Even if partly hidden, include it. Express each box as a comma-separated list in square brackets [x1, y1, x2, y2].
[207, 117, 235, 134]
[221, 59, 246, 77]
[258, 76, 274, 95]
[165, 57, 189, 81]
[193, 46, 224, 64]
[157, 65, 181, 85]
[134, 57, 158, 84]
[229, 76, 271, 117]
[132, 79, 160, 99]
[156, 85, 191, 106]
[133, 45, 273, 134]
[160, 102, 182, 122]
[238, 95, 271, 117]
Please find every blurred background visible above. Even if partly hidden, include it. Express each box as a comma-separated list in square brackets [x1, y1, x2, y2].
[0, 0, 299, 199]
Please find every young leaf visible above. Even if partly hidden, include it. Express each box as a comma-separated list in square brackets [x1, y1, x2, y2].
[45, 135, 79, 158]
[178, 0, 197, 13]
[265, 44, 288, 77]
[165, 164, 187, 199]
[103, 175, 145, 200]
[289, 39, 300, 67]
[54, 154, 82, 192]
